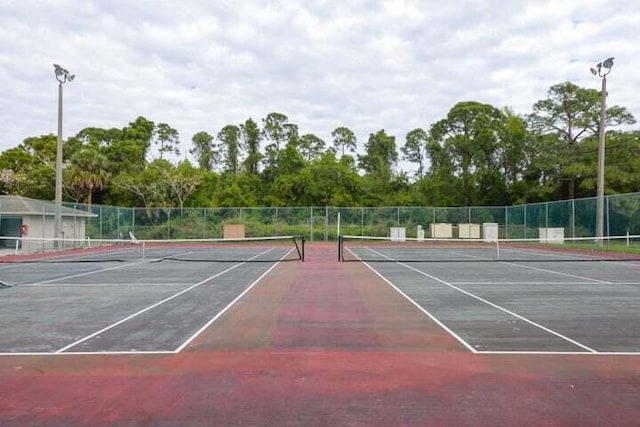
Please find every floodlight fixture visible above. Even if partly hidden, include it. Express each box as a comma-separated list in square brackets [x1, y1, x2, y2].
[53, 63, 74, 84]
[592, 57, 614, 78]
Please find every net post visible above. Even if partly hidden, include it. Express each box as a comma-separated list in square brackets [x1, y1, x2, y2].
[338, 235, 343, 261]
[496, 238, 500, 260]
[293, 235, 305, 262]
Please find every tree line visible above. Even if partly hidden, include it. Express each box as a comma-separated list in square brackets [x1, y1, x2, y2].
[0, 81, 638, 209]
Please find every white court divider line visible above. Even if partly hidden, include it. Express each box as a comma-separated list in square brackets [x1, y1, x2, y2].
[364, 247, 599, 354]
[452, 250, 613, 284]
[0, 350, 178, 356]
[38, 282, 195, 288]
[346, 248, 478, 353]
[476, 350, 640, 356]
[29, 248, 201, 286]
[30, 259, 154, 286]
[450, 281, 618, 286]
[55, 248, 275, 354]
[499, 260, 613, 284]
[174, 247, 295, 353]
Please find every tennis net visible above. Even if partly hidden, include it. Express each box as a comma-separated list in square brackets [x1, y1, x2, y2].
[338, 234, 640, 263]
[0, 235, 304, 263]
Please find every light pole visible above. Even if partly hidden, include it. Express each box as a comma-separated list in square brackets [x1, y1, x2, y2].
[53, 64, 74, 247]
[590, 57, 613, 246]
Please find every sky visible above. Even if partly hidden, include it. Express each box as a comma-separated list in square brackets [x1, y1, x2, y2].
[1, 0, 639, 171]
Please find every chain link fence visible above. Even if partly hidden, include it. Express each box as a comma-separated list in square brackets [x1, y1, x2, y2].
[64, 192, 640, 241]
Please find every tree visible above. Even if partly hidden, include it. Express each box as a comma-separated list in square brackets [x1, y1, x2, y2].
[261, 112, 289, 170]
[299, 134, 326, 162]
[217, 125, 241, 174]
[331, 127, 357, 157]
[358, 129, 397, 178]
[429, 101, 506, 205]
[401, 128, 429, 179]
[240, 118, 262, 174]
[154, 123, 181, 160]
[160, 160, 202, 211]
[105, 116, 154, 175]
[190, 131, 215, 170]
[527, 82, 635, 200]
[66, 146, 110, 206]
[579, 130, 640, 195]
[357, 130, 398, 204]
[76, 127, 122, 149]
[0, 135, 68, 200]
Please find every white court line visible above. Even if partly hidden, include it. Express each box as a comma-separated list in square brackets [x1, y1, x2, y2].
[451, 250, 614, 284]
[500, 261, 613, 284]
[0, 350, 178, 356]
[29, 259, 154, 286]
[477, 350, 640, 356]
[174, 248, 294, 352]
[33, 282, 195, 288]
[449, 281, 633, 286]
[24, 249, 200, 286]
[348, 248, 478, 353]
[363, 247, 598, 354]
[55, 248, 275, 353]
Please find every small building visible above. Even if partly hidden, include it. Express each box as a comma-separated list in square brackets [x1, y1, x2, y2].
[0, 195, 96, 252]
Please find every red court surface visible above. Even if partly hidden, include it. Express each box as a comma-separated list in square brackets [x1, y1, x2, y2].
[1, 243, 639, 426]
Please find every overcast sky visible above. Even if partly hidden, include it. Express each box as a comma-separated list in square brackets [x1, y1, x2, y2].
[1, 0, 638, 169]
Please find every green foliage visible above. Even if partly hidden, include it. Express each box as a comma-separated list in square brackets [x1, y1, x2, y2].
[190, 131, 215, 170]
[1, 80, 638, 212]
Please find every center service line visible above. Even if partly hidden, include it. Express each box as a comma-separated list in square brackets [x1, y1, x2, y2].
[347, 248, 478, 353]
[174, 248, 295, 352]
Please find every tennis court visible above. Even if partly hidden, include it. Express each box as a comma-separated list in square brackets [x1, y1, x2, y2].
[341, 235, 640, 354]
[0, 236, 302, 354]
[1, 239, 639, 426]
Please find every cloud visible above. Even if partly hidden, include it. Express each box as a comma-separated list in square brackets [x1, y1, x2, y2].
[1, 0, 638, 170]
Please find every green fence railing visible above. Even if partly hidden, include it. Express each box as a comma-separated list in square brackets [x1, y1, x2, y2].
[62, 192, 640, 241]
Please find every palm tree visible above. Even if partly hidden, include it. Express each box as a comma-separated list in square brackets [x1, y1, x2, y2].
[67, 147, 110, 206]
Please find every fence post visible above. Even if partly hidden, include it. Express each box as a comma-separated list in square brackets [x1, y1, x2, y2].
[504, 206, 508, 239]
[571, 199, 575, 238]
[203, 208, 207, 239]
[325, 206, 328, 241]
[545, 202, 549, 229]
[606, 196, 610, 238]
[309, 206, 313, 242]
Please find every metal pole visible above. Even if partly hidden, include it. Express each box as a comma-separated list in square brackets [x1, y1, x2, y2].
[54, 82, 63, 247]
[590, 57, 613, 245]
[53, 64, 74, 247]
[595, 75, 607, 245]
